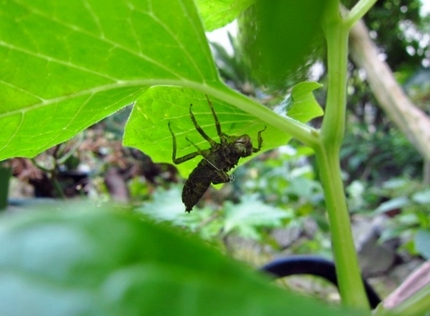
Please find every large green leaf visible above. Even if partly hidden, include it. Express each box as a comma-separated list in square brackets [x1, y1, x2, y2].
[1, 0, 323, 168]
[0, 206, 364, 315]
[0, 0, 217, 159]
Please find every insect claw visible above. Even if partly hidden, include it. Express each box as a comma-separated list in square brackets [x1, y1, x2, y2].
[229, 175, 235, 183]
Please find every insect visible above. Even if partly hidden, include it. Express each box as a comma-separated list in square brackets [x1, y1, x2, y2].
[168, 95, 266, 212]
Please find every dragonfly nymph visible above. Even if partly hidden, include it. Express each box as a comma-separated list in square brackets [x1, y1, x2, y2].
[168, 95, 266, 212]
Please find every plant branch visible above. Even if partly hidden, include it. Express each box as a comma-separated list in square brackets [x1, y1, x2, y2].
[204, 84, 321, 149]
[349, 18, 430, 163]
[345, 0, 378, 29]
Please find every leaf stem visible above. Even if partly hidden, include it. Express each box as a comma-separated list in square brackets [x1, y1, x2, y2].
[345, 0, 378, 29]
[201, 84, 321, 148]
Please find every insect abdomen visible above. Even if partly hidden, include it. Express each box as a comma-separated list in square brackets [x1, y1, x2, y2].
[182, 164, 212, 212]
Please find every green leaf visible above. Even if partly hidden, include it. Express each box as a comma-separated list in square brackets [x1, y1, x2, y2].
[138, 186, 186, 222]
[415, 229, 430, 259]
[223, 194, 292, 239]
[0, 0, 217, 160]
[1, 0, 322, 171]
[124, 82, 322, 178]
[239, 0, 326, 87]
[0, 206, 364, 315]
[196, 0, 254, 31]
[374, 197, 410, 214]
[279, 82, 324, 122]
[124, 86, 291, 177]
[137, 186, 221, 238]
[412, 189, 430, 204]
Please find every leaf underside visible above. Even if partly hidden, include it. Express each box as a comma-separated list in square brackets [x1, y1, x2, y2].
[1, 0, 323, 178]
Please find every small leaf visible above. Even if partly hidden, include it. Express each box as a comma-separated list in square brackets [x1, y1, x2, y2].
[138, 186, 186, 222]
[374, 197, 410, 214]
[412, 189, 430, 204]
[196, 0, 254, 31]
[223, 194, 292, 239]
[415, 229, 430, 259]
[278, 82, 324, 122]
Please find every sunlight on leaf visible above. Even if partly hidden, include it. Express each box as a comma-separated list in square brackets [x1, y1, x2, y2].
[196, 0, 254, 31]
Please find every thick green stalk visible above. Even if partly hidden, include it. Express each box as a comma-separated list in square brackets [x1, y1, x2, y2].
[316, 1, 370, 309]
[314, 147, 369, 309]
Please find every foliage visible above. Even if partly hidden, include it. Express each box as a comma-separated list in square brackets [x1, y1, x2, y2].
[137, 145, 335, 258]
[341, 124, 423, 183]
[369, 178, 430, 258]
[363, 0, 424, 71]
[139, 185, 291, 240]
[339, 0, 428, 186]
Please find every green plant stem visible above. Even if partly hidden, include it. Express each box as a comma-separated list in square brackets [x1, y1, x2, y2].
[314, 147, 369, 309]
[204, 83, 320, 148]
[345, 0, 378, 29]
[317, 1, 370, 309]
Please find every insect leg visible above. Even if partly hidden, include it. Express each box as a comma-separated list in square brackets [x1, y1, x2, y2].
[205, 94, 223, 141]
[253, 126, 267, 152]
[168, 122, 200, 164]
[185, 137, 210, 159]
[189, 104, 217, 147]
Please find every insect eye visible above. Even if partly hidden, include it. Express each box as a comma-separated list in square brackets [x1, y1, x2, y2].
[233, 135, 253, 156]
[235, 135, 251, 144]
